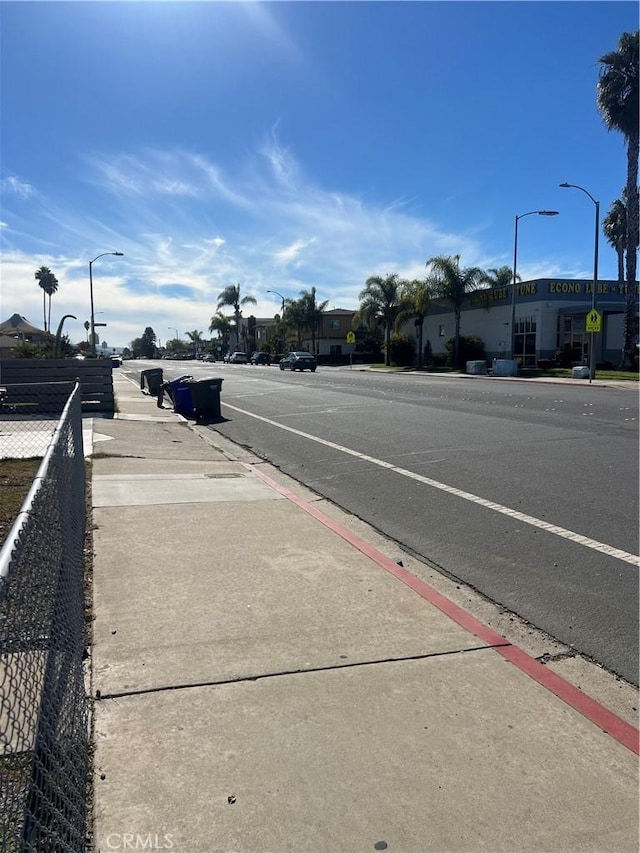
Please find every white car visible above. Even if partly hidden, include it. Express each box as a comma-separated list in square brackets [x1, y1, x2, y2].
[228, 352, 248, 364]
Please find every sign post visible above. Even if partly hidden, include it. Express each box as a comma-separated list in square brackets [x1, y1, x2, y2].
[346, 331, 356, 369]
[585, 310, 602, 385]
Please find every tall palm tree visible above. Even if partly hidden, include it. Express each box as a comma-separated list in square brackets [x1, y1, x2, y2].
[426, 255, 485, 369]
[34, 266, 58, 332]
[603, 196, 627, 286]
[597, 30, 639, 369]
[358, 274, 406, 366]
[299, 286, 329, 355]
[217, 283, 257, 351]
[396, 278, 434, 368]
[209, 311, 233, 355]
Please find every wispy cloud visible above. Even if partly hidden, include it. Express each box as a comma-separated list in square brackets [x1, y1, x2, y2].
[1, 176, 35, 199]
[1, 138, 562, 345]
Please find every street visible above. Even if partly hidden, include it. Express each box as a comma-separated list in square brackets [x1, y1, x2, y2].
[135, 361, 640, 684]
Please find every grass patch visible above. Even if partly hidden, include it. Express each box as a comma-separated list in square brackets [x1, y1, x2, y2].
[0, 458, 42, 544]
[518, 368, 639, 381]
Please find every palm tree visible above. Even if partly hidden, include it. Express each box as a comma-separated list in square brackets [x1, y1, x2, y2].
[603, 196, 627, 286]
[426, 255, 485, 369]
[396, 278, 434, 368]
[299, 287, 329, 355]
[34, 266, 58, 332]
[185, 329, 204, 358]
[283, 297, 307, 348]
[84, 319, 90, 342]
[482, 266, 520, 288]
[597, 30, 639, 369]
[209, 311, 233, 355]
[217, 283, 257, 351]
[358, 274, 406, 366]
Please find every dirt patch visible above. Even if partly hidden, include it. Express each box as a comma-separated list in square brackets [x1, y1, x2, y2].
[0, 458, 42, 544]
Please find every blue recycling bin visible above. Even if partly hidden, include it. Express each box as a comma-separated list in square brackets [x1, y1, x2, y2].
[161, 374, 193, 412]
[172, 383, 194, 417]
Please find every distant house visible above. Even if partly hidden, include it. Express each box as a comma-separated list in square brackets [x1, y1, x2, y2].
[0, 314, 49, 357]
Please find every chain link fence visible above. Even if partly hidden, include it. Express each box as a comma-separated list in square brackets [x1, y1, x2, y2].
[0, 383, 89, 851]
[0, 382, 77, 460]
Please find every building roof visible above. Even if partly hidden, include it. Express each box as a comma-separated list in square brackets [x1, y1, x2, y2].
[0, 313, 46, 335]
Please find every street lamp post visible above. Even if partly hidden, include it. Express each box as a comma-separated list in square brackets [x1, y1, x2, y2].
[267, 290, 286, 350]
[266, 290, 285, 316]
[511, 211, 559, 362]
[559, 183, 600, 382]
[89, 252, 123, 356]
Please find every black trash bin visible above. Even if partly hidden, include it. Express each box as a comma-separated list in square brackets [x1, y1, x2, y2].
[187, 377, 224, 421]
[140, 368, 164, 396]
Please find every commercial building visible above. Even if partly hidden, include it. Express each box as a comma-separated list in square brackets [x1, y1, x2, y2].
[418, 278, 639, 367]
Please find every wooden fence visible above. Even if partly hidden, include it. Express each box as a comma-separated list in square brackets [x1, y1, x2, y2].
[0, 359, 114, 413]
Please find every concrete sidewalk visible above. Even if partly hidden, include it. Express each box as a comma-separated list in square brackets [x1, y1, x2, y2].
[91, 372, 639, 853]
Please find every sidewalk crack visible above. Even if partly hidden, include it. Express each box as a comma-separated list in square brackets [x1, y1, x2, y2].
[95, 642, 510, 701]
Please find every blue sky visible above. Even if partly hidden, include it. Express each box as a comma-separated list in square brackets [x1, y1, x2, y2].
[1, 1, 637, 349]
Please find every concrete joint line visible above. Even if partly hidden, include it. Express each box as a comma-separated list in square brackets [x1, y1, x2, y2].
[94, 644, 506, 702]
[243, 462, 640, 756]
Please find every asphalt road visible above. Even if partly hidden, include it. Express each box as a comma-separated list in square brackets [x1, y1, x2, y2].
[140, 361, 640, 684]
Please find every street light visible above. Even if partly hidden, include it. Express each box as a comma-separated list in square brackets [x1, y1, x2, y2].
[266, 290, 285, 316]
[511, 211, 559, 362]
[168, 327, 179, 340]
[89, 252, 123, 356]
[559, 182, 600, 382]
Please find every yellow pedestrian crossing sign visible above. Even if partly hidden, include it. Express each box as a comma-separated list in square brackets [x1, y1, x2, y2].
[585, 310, 602, 333]
[346, 331, 356, 344]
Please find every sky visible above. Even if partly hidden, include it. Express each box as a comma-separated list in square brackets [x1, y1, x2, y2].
[1, 1, 637, 349]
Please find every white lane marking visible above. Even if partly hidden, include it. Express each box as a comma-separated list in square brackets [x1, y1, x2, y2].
[222, 401, 639, 567]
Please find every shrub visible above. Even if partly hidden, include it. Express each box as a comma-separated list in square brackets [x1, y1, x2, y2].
[555, 345, 582, 367]
[430, 353, 449, 367]
[386, 333, 415, 366]
[444, 335, 485, 366]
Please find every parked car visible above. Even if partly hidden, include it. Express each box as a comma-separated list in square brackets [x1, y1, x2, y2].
[202, 354, 216, 362]
[228, 352, 248, 364]
[251, 351, 271, 365]
[279, 351, 317, 372]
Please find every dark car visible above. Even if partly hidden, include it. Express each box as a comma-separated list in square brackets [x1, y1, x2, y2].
[251, 352, 271, 365]
[279, 351, 317, 372]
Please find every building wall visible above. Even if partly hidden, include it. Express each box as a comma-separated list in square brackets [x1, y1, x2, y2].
[413, 278, 638, 366]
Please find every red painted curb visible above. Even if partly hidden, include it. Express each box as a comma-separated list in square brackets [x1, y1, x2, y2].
[244, 463, 640, 756]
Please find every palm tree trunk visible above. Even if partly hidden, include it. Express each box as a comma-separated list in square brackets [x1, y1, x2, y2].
[622, 132, 639, 369]
[616, 249, 624, 284]
[43, 289, 47, 332]
[47, 294, 52, 337]
[454, 309, 461, 369]
[385, 323, 391, 366]
[417, 322, 424, 369]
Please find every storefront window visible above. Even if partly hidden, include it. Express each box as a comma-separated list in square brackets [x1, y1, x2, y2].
[514, 316, 536, 366]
